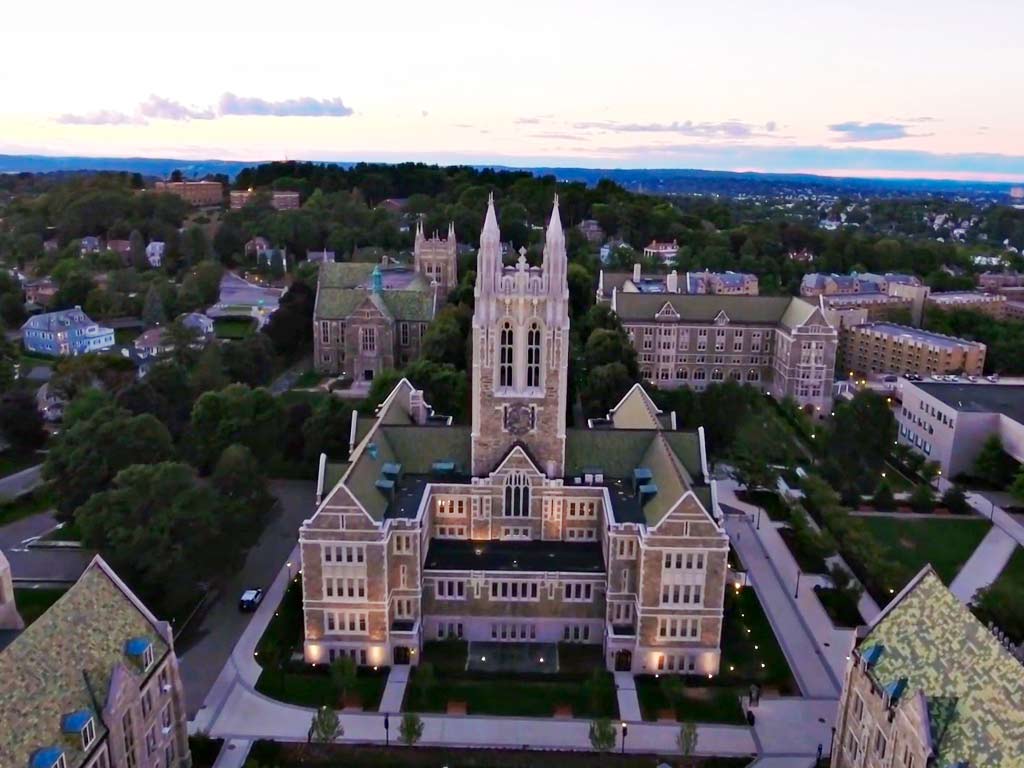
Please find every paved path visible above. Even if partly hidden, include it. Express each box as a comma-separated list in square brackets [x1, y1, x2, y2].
[614, 672, 642, 722]
[378, 666, 409, 713]
[0, 464, 42, 500]
[949, 526, 1018, 602]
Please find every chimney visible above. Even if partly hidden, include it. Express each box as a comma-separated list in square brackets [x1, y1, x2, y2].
[632, 263, 642, 282]
[667, 270, 679, 293]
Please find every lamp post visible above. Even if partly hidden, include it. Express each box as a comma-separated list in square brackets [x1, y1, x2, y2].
[384, 713, 389, 747]
[794, 571, 802, 599]
[756, 506, 762, 530]
[621, 721, 628, 754]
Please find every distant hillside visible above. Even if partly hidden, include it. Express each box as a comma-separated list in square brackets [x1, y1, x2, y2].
[0, 153, 1015, 201]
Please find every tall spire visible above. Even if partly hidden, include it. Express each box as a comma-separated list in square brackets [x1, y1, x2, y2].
[476, 192, 501, 296]
[542, 194, 566, 290]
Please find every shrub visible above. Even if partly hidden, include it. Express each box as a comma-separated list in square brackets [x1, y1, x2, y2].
[940, 485, 971, 515]
[909, 484, 935, 514]
[872, 480, 895, 511]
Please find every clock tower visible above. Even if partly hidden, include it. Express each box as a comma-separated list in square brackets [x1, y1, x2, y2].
[470, 194, 570, 478]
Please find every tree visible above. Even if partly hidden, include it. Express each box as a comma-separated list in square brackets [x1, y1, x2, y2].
[420, 305, 470, 369]
[909, 483, 935, 513]
[212, 444, 275, 526]
[362, 369, 403, 414]
[973, 579, 1024, 645]
[580, 362, 634, 418]
[75, 462, 237, 613]
[872, 480, 895, 511]
[0, 391, 46, 450]
[940, 484, 970, 515]
[567, 262, 594, 320]
[1011, 467, 1024, 503]
[53, 272, 94, 309]
[182, 225, 211, 265]
[262, 279, 314, 358]
[269, 250, 285, 279]
[129, 229, 148, 271]
[588, 718, 616, 753]
[824, 391, 897, 496]
[142, 284, 167, 327]
[189, 384, 284, 470]
[43, 404, 175, 520]
[403, 359, 469, 422]
[223, 333, 276, 386]
[191, 342, 229, 396]
[302, 397, 354, 462]
[0, 336, 19, 394]
[164, 320, 202, 369]
[329, 655, 357, 703]
[309, 706, 342, 744]
[973, 435, 1017, 487]
[398, 712, 424, 747]
[584, 328, 638, 378]
[677, 721, 698, 756]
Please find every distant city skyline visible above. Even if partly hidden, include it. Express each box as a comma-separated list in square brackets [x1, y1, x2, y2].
[3, 0, 1022, 181]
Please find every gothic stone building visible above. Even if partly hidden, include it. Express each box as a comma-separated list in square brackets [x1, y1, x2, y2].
[299, 197, 730, 675]
[413, 220, 458, 293]
[0, 556, 191, 768]
[611, 291, 838, 414]
[832, 566, 1023, 768]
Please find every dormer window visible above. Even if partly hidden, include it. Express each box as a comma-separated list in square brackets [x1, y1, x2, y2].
[124, 637, 155, 671]
[61, 710, 96, 751]
[143, 644, 154, 670]
[81, 718, 96, 750]
[30, 748, 66, 768]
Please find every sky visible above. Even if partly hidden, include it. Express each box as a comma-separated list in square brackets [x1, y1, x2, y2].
[3, 0, 1023, 181]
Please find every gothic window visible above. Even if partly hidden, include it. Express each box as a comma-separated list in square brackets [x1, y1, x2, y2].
[526, 321, 542, 388]
[504, 472, 530, 517]
[499, 321, 514, 388]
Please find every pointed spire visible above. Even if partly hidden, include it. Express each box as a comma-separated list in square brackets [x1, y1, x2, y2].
[546, 193, 563, 242]
[482, 192, 499, 242]
[542, 194, 566, 285]
[476, 192, 501, 296]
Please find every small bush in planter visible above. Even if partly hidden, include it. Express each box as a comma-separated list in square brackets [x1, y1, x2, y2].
[941, 485, 971, 515]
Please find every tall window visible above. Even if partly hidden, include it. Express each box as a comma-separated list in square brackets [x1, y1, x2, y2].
[499, 321, 514, 387]
[504, 472, 530, 517]
[122, 711, 137, 768]
[526, 321, 542, 388]
[361, 327, 376, 353]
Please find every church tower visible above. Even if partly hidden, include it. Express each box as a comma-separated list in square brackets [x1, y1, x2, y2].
[471, 194, 570, 477]
[413, 219, 458, 292]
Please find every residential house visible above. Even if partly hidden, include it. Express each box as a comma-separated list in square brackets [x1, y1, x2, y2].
[0, 556, 192, 768]
[177, 313, 214, 338]
[300, 197, 729, 676]
[24, 278, 57, 307]
[43, 238, 59, 254]
[643, 240, 679, 265]
[107, 240, 132, 263]
[832, 566, 1023, 768]
[134, 328, 173, 359]
[34, 382, 66, 423]
[244, 238, 271, 260]
[577, 219, 605, 243]
[80, 236, 102, 256]
[21, 308, 115, 357]
[145, 242, 165, 268]
[307, 250, 336, 264]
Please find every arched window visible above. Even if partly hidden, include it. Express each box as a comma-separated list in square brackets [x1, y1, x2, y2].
[711, 369, 724, 381]
[526, 321, 542, 388]
[499, 321, 514, 388]
[504, 472, 530, 517]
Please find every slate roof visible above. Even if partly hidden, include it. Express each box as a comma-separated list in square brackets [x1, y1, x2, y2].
[21, 308, 109, 333]
[858, 567, 1024, 767]
[0, 557, 169, 768]
[315, 262, 434, 322]
[613, 294, 812, 326]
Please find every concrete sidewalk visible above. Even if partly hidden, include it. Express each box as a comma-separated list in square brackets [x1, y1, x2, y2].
[614, 672, 642, 721]
[950, 526, 1018, 602]
[378, 666, 409, 713]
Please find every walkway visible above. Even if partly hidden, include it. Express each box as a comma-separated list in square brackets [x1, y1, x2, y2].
[0, 464, 42, 500]
[949, 525, 1018, 602]
[614, 672, 642, 722]
[378, 666, 409, 713]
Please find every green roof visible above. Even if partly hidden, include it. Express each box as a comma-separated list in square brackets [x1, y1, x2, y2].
[316, 262, 434, 322]
[859, 568, 1024, 767]
[318, 262, 376, 288]
[613, 294, 807, 325]
[0, 558, 168, 768]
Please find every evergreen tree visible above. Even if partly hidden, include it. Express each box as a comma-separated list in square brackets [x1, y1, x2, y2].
[142, 285, 166, 327]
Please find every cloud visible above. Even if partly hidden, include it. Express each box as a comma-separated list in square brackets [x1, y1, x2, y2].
[218, 93, 353, 118]
[515, 117, 541, 125]
[573, 119, 778, 139]
[530, 132, 588, 142]
[828, 121, 930, 142]
[55, 110, 144, 126]
[139, 94, 214, 121]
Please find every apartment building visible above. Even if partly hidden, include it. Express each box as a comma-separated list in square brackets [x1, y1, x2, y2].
[832, 566, 1023, 768]
[229, 189, 301, 210]
[299, 197, 729, 675]
[153, 181, 223, 207]
[839, 322, 986, 378]
[800, 272, 921, 297]
[979, 271, 1024, 291]
[610, 292, 837, 412]
[0, 556, 191, 768]
[597, 264, 758, 303]
[896, 380, 1024, 476]
[926, 290, 1007, 318]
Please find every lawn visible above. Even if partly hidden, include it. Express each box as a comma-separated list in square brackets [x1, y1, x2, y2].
[14, 587, 67, 625]
[0, 487, 55, 525]
[402, 640, 617, 718]
[0, 450, 45, 478]
[18, 352, 56, 369]
[636, 586, 796, 724]
[214, 317, 256, 339]
[778, 527, 828, 574]
[813, 586, 863, 628]
[292, 370, 328, 389]
[249, 740, 752, 768]
[736, 490, 791, 522]
[278, 390, 330, 410]
[881, 463, 915, 492]
[856, 516, 990, 587]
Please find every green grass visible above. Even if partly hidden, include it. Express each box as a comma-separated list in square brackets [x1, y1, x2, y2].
[0, 487, 55, 525]
[856, 516, 990, 586]
[277, 390, 330, 410]
[635, 586, 796, 724]
[813, 587, 864, 628]
[881, 463, 915, 492]
[292, 370, 327, 389]
[0, 450, 44, 478]
[214, 317, 256, 339]
[736, 490, 791, 521]
[19, 352, 56, 368]
[403, 640, 616, 718]
[778, 527, 829, 574]
[14, 587, 67, 625]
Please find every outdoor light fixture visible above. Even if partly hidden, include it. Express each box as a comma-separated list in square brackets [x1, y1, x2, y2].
[729, 666, 735, 672]
[620, 722, 628, 754]
[761, 663, 766, 669]
[754, 645, 759, 650]
[539, 657, 544, 663]
[481, 656, 486, 662]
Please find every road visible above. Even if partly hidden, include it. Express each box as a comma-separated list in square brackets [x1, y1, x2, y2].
[0, 465, 43, 501]
[178, 479, 315, 718]
[0, 509, 93, 584]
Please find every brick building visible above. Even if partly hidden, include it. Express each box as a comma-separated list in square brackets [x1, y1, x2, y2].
[0, 556, 191, 768]
[153, 181, 223, 207]
[832, 566, 1023, 768]
[839, 322, 986, 378]
[926, 290, 1007, 318]
[229, 189, 300, 210]
[299, 197, 729, 675]
[597, 265, 758, 302]
[611, 292, 837, 413]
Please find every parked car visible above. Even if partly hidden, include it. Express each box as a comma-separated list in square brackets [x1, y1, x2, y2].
[883, 375, 898, 383]
[987, 374, 1000, 383]
[239, 589, 263, 612]
[967, 375, 978, 382]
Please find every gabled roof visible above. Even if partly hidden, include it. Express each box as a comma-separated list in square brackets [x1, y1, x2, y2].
[613, 294, 798, 324]
[858, 566, 1024, 767]
[606, 383, 665, 430]
[0, 556, 170, 768]
[315, 262, 434, 322]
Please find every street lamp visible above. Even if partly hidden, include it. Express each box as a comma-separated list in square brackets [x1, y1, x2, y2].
[621, 721, 628, 754]
[384, 712, 390, 747]
[794, 571, 802, 599]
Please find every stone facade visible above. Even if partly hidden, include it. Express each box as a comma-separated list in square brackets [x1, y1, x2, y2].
[413, 221, 458, 293]
[299, 198, 730, 676]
